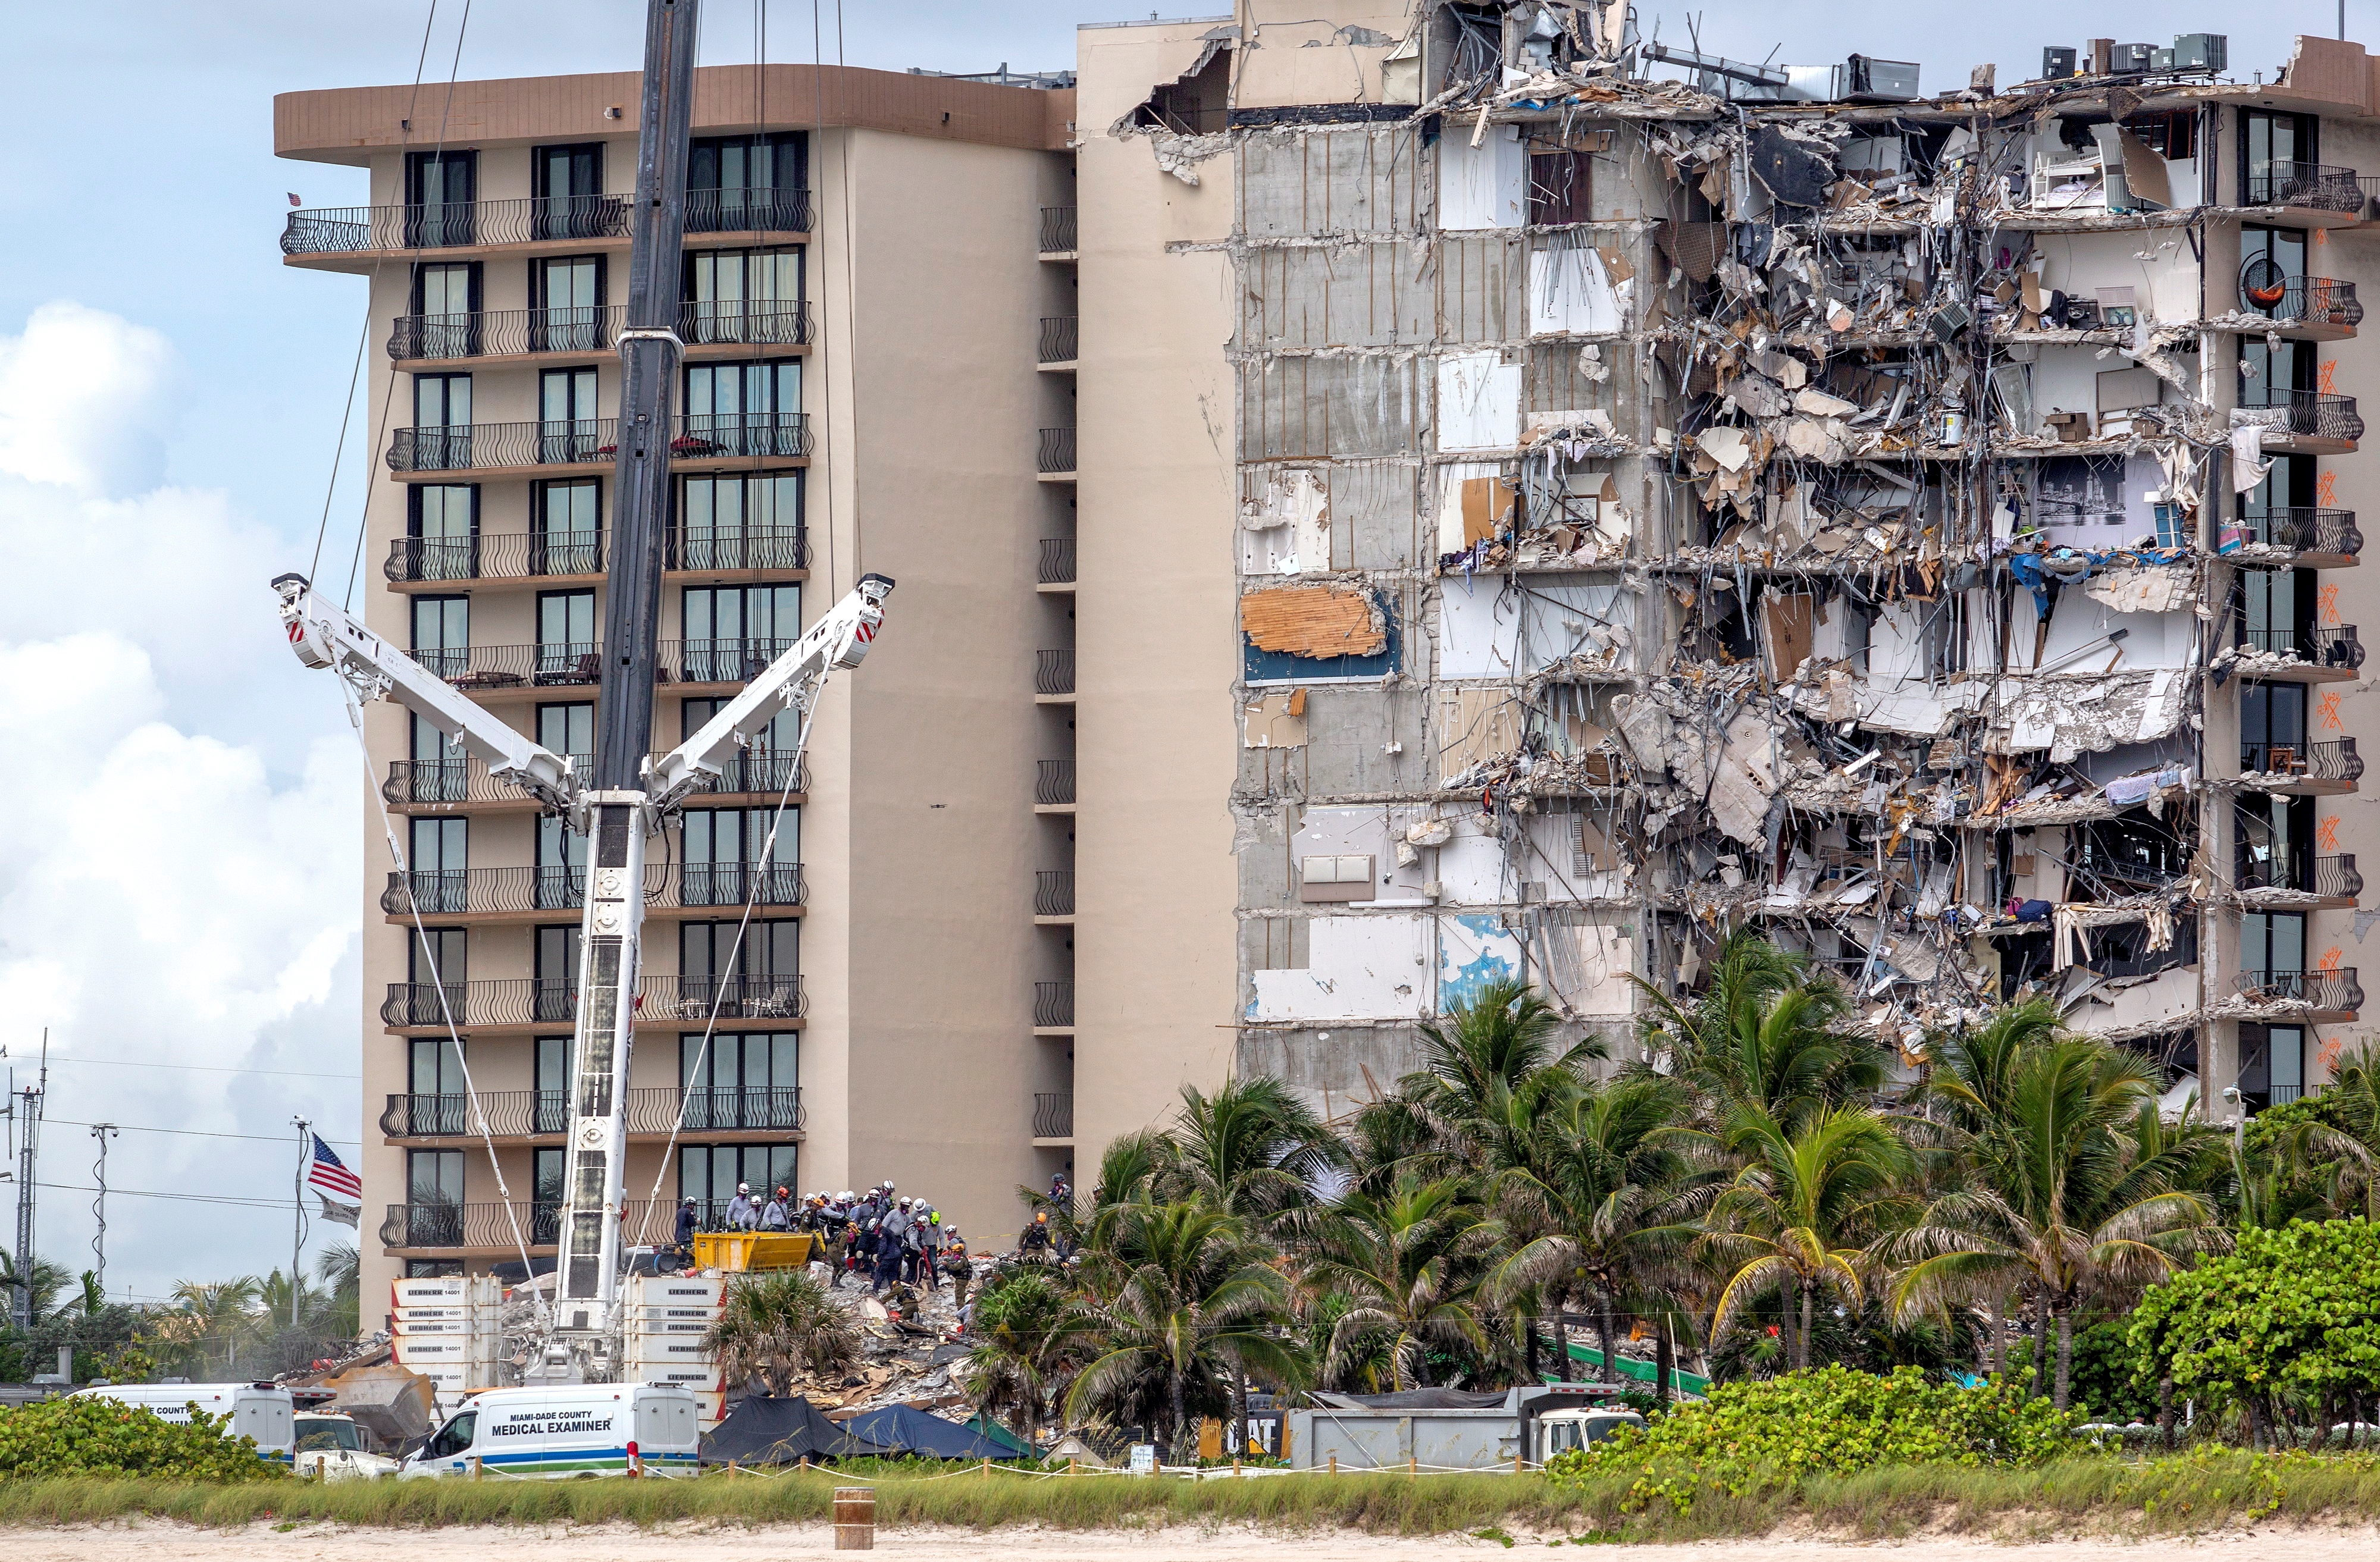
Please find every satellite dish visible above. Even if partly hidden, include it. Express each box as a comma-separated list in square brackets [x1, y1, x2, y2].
[2240, 253, 2290, 312]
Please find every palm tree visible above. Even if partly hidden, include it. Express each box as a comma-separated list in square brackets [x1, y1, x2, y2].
[703, 1269, 861, 1397]
[1063, 1200, 1301, 1457]
[1634, 928, 1883, 1129]
[0, 1254, 69, 1327]
[1305, 1176, 1496, 1391]
[1698, 1105, 1915, 1372]
[315, 1243, 362, 1339]
[1893, 1035, 2226, 1407]
[1388, 978, 1602, 1181]
[152, 1276, 264, 1378]
[961, 1268, 1077, 1447]
[1490, 1075, 1706, 1384]
[2258, 1043, 2380, 1219]
[1157, 1077, 1345, 1219]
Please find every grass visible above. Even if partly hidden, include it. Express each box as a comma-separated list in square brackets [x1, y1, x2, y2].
[3, 1453, 2380, 1540]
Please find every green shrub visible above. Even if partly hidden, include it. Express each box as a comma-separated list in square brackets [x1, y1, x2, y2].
[0, 1397, 287, 1482]
[1544, 1366, 2090, 1513]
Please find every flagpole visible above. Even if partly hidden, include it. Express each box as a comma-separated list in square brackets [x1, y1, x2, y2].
[291, 1116, 309, 1327]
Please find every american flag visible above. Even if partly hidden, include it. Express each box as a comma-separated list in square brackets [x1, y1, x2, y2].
[307, 1134, 362, 1200]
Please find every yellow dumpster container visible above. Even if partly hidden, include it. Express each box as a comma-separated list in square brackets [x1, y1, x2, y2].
[692, 1231, 819, 1272]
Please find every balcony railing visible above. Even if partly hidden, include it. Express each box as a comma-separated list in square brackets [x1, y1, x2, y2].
[659, 638, 798, 685]
[1036, 649, 1076, 695]
[2237, 507, 2363, 559]
[1038, 316, 1079, 363]
[1037, 426, 1076, 474]
[1036, 870, 1075, 917]
[2241, 736, 2365, 782]
[2239, 388, 2365, 443]
[387, 413, 810, 473]
[1034, 980, 1075, 1028]
[684, 187, 813, 234]
[2244, 277, 2365, 330]
[379, 863, 803, 917]
[1033, 1092, 1075, 1139]
[381, 1197, 696, 1251]
[2246, 161, 2366, 213]
[384, 302, 812, 362]
[666, 525, 807, 572]
[2241, 623, 2366, 669]
[283, 196, 631, 256]
[2235, 967, 2365, 1013]
[382, 755, 592, 807]
[385, 530, 603, 584]
[380, 1087, 804, 1140]
[1039, 206, 1078, 253]
[1039, 537, 1077, 584]
[416, 642, 602, 690]
[2235, 852, 2365, 899]
[1036, 759, 1077, 805]
[382, 972, 804, 1028]
[670, 748, 809, 798]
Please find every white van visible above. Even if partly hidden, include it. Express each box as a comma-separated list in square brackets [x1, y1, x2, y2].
[70, 1382, 296, 1462]
[399, 1384, 700, 1478]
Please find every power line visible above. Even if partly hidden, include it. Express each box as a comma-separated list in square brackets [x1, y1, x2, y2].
[35, 1181, 299, 1212]
[46, 1117, 361, 1149]
[10, 1054, 358, 1081]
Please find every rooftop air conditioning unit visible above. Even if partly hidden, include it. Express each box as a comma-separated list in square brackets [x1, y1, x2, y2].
[2042, 46, 2078, 80]
[1843, 53, 1920, 100]
[2113, 43, 2157, 74]
[2172, 33, 2227, 72]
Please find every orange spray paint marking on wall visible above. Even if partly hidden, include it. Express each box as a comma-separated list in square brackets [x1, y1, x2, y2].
[2322, 581, 2342, 625]
[2319, 1034, 2345, 1077]
[2319, 689, 2345, 729]
[2320, 357, 2341, 395]
[2319, 469, 2340, 507]
[2320, 815, 2342, 851]
[2317, 946, 2344, 974]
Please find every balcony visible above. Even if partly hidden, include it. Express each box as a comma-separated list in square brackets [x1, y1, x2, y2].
[1036, 760, 1076, 806]
[2235, 852, 2364, 907]
[381, 1085, 804, 1140]
[1036, 648, 1076, 696]
[2241, 737, 2365, 792]
[380, 862, 803, 919]
[1037, 427, 1076, 476]
[284, 188, 810, 262]
[386, 413, 810, 477]
[1039, 538, 1077, 585]
[659, 637, 797, 686]
[2241, 277, 2364, 339]
[381, 972, 804, 1031]
[2244, 161, 2366, 215]
[385, 531, 602, 585]
[2238, 389, 2364, 453]
[386, 302, 813, 364]
[383, 751, 803, 810]
[666, 525, 807, 573]
[381, 1197, 686, 1252]
[1039, 206, 1078, 256]
[416, 642, 602, 691]
[1035, 870, 1075, 918]
[1034, 980, 1075, 1029]
[2234, 966, 2363, 1020]
[1032, 1091, 1075, 1141]
[2232, 507, 2363, 567]
[2238, 623, 2365, 677]
[1038, 316, 1079, 365]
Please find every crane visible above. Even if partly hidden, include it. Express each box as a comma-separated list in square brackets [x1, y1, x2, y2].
[275, 0, 891, 1381]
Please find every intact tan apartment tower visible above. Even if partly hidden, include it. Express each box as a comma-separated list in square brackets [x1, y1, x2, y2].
[275, 66, 1079, 1301]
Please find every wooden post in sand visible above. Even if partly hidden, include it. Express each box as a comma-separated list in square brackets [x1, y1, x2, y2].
[1327, 1452, 1338, 1475]
[834, 1487, 875, 1551]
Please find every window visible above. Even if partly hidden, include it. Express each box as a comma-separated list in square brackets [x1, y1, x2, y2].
[683, 247, 804, 343]
[682, 807, 798, 905]
[679, 1143, 798, 1226]
[408, 1039, 466, 1135]
[420, 1410, 477, 1459]
[2240, 225, 2306, 316]
[2241, 108, 2319, 203]
[531, 1147, 569, 1242]
[535, 924, 581, 1022]
[533, 255, 605, 352]
[538, 367, 601, 463]
[2241, 679, 2310, 771]
[2242, 910, 2308, 984]
[676, 472, 803, 570]
[2240, 453, 2317, 545]
[2240, 337, 2315, 410]
[406, 1149, 464, 1246]
[406, 485, 478, 581]
[412, 375, 472, 469]
[1526, 147, 1594, 226]
[679, 584, 799, 683]
[408, 815, 467, 913]
[531, 142, 605, 240]
[537, 701, 594, 766]
[681, 1034, 800, 1128]
[409, 262, 480, 357]
[2240, 566, 2313, 659]
[406, 930, 466, 1027]
[533, 479, 601, 576]
[404, 150, 477, 246]
[2074, 814, 2187, 893]
[409, 594, 469, 682]
[535, 1036, 573, 1134]
[681, 360, 800, 457]
[679, 919, 800, 1017]
[2239, 1024, 2308, 1111]
[2130, 110, 2197, 162]
[1299, 854, 1377, 903]
[409, 712, 466, 802]
[2237, 794, 2314, 893]
[536, 590, 597, 684]
[688, 132, 807, 232]
[406, 1259, 464, 1278]
[537, 816, 587, 909]
[683, 696, 799, 793]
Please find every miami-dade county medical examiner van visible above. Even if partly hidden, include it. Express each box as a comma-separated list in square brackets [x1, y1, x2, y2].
[399, 1384, 699, 1478]
[69, 1383, 295, 1462]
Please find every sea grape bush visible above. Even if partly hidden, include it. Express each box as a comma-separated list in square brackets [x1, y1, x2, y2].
[0, 1397, 286, 1481]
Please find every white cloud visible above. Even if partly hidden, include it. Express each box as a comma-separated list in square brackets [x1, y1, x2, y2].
[0, 303, 361, 1299]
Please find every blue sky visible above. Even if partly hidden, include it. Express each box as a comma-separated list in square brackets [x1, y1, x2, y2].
[0, 0, 2353, 1298]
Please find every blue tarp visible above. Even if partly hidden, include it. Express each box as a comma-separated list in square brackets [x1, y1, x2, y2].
[843, 1404, 1026, 1460]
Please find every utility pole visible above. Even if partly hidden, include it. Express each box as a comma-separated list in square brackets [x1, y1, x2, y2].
[551, 0, 700, 1357]
[88, 1124, 117, 1302]
[10, 1031, 47, 1332]
[291, 1116, 311, 1326]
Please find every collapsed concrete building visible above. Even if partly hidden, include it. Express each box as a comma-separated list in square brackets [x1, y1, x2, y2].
[1065, 7, 2380, 1153]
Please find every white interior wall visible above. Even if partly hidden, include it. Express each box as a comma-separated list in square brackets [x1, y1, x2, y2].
[1438, 125, 1526, 230]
